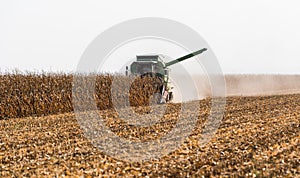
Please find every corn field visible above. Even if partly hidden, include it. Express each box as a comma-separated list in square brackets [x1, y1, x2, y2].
[0, 73, 299, 177]
[0, 73, 162, 119]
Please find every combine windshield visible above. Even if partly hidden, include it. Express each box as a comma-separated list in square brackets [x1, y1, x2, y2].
[136, 63, 154, 75]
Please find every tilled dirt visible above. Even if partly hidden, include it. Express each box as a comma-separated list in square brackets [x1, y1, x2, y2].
[0, 94, 299, 177]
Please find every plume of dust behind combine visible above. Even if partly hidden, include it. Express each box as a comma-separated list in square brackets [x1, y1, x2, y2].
[169, 74, 211, 102]
[170, 74, 300, 102]
[225, 75, 300, 97]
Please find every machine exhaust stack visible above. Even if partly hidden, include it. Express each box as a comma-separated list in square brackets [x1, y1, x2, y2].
[125, 66, 129, 76]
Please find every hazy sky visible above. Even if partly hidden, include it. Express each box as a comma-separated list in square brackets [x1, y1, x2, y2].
[1, 0, 300, 74]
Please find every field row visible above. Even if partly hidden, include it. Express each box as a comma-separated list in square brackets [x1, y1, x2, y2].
[0, 73, 161, 119]
[0, 94, 299, 177]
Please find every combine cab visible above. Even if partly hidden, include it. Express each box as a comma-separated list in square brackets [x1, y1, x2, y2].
[126, 48, 207, 103]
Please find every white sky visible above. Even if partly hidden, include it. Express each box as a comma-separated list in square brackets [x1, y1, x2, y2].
[0, 0, 300, 74]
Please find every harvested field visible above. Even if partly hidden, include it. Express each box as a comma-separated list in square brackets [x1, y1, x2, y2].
[0, 94, 299, 177]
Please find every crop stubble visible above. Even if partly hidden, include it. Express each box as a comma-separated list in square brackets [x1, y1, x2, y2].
[0, 96, 299, 177]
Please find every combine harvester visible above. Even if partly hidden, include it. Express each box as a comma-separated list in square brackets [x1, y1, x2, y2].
[126, 48, 207, 103]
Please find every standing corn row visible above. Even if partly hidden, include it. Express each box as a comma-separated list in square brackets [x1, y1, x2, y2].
[0, 73, 162, 119]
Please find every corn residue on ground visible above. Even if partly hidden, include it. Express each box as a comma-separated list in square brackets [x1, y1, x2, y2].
[0, 94, 299, 177]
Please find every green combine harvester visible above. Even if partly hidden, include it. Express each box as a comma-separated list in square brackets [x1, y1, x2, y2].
[126, 48, 207, 103]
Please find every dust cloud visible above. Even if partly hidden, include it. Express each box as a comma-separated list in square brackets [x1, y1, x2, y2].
[224, 75, 300, 96]
[170, 75, 300, 102]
